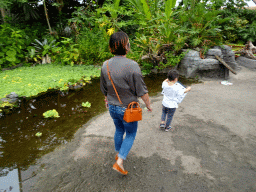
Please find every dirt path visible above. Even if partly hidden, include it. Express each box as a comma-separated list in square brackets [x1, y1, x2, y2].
[25, 66, 256, 192]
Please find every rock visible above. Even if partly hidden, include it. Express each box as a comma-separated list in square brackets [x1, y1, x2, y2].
[214, 45, 238, 71]
[1, 98, 9, 103]
[29, 103, 37, 109]
[198, 59, 220, 70]
[5, 92, 19, 103]
[205, 49, 223, 59]
[6, 92, 18, 99]
[236, 56, 256, 70]
[179, 50, 201, 78]
[74, 85, 83, 90]
[179, 48, 230, 79]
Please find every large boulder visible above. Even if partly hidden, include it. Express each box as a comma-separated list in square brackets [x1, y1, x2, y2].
[214, 45, 238, 71]
[2, 92, 19, 103]
[179, 50, 201, 78]
[179, 50, 225, 78]
[236, 56, 256, 70]
[198, 59, 220, 70]
[205, 49, 223, 59]
[178, 46, 238, 79]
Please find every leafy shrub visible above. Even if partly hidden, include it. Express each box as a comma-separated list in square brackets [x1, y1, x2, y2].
[239, 21, 256, 43]
[51, 37, 82, 66]
[77, 29, 112, 65]
[218, 16, 248, 43]
[0, 24, 28, 69]
[32, 38, 57, 57]
[219, 8, 256, 44]
[176, 4, 223, 51]
[155, 51, 188, 70]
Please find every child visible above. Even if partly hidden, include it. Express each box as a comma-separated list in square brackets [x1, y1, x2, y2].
[160, 70, 191, 132]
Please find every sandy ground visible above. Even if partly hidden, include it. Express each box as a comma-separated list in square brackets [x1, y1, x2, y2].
[25, 66, 256, 192]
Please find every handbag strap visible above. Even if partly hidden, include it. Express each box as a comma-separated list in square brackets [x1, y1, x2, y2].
[106, 60, 123, 105]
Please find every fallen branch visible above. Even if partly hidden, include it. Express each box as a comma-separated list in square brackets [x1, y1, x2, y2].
[215, 55, 237, 75]
[234, 41, 256, 60]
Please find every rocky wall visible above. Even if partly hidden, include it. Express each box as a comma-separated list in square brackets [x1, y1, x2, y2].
[178, 45, 239, 79]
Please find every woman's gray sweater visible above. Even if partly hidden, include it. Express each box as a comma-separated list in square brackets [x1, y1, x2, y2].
[100, 56, 148, 108]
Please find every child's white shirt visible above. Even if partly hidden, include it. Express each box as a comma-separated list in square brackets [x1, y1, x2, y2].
[161, 81, 187, 108]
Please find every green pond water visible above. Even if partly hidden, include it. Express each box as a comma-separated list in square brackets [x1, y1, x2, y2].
[0, 73, 197, 191]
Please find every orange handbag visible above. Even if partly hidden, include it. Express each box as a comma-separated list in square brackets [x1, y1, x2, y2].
[123, 102, 142, 123]
[107, 61, 142, 123]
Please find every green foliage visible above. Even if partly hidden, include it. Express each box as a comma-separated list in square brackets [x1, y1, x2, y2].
[219, 8, 256, 44]
[218, 16, 248, 43]
[51, 37, 81, 66]
[77, 29, 112, 65]
[68, 4, 134, 64]
[239, 21, 256, 43]
[35, 132, 42, 137]
[82, 101, 91, 108]
[0, 64, 101, 99]
[0, 0, 27, 9]
[176, 4, 223, 51]
[134, 34, 161, 56]
[32, 38, 57, 57]
[43, 109, 60, 118]
[155, 51, 188, 70]
[0, 24, 28, 69]
[165, 0, 176, 19]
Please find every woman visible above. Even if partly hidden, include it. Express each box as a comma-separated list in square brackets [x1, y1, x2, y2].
[100, 31, 152, 175]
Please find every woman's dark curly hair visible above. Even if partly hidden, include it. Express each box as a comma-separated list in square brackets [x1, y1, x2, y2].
[167, 69, 179, 81]
[109, 31, 130, 55]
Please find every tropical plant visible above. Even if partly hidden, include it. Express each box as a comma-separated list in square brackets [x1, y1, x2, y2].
[239, 21, 256, 43]
[32, 38, 57, 56]
[176, 3, 222, 53]
[0, 24, 28, 68]
[127, 0, 178, 67]
[0, 0, 28, 23]
[51, 37, 81, 66]
[155, 50, 188, 70]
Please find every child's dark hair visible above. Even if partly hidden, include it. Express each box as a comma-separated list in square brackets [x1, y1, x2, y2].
[167, 70, 179, 81]
[109, 31, 130, 55]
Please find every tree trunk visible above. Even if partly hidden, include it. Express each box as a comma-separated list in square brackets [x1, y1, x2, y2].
[235, 41, 256, 60]
[252, 0, 256, 5]
[44, 0, 53, 34]
[0, 8, 6, 23]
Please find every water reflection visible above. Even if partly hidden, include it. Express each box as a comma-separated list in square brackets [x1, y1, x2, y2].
[0, 78, 106, 180]
[0, 168, 20, 192]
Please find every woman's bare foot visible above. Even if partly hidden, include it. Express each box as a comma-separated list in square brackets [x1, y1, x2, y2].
[113, 157, 128, 175]
[117, 158, 125, 170]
